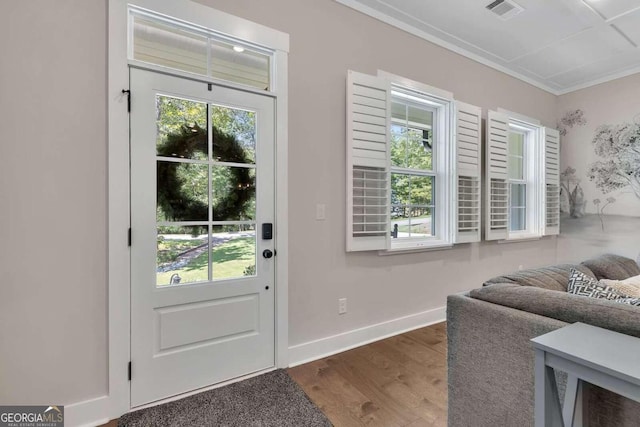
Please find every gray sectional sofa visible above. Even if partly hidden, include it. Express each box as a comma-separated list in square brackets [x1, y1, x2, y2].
[447, 254, 640, 427]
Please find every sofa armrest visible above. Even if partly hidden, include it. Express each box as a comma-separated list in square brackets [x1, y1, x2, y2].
[448, 292, 640, 427]
[447, 294, 566, 427]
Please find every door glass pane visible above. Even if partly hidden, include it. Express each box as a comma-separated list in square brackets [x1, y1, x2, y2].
[211, 225, 257, 280]
[211, 105, 256, 164]
[157, 161, 209, 222]
[212, 167, 256, 221]
[156, 95, 208, 160]
[157, 226, 209, 286]
[154, 91, 264, 287]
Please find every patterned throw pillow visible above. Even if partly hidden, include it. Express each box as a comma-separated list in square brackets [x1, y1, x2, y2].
[601, 281, 640, 298]
[567, 269, 640, 307]
[567, 269, 624, 300]
[601, 274, 640, 298]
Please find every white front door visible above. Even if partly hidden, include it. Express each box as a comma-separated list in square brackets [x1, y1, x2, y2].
[130, 68, 275, 406]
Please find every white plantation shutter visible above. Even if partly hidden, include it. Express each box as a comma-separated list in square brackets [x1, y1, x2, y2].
[485, 111, 510, 241]
[454, 102, 482, 243]
[346, 71, 391, 252]
[544, 127, 560, 235]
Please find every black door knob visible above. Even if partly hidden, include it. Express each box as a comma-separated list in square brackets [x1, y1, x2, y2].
[263, 249, 274, 259]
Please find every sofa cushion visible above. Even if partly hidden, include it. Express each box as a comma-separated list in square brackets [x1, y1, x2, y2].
[483, 264, 595, 292]
[581, 254, 640, 281]
[470, 283, 640, 338]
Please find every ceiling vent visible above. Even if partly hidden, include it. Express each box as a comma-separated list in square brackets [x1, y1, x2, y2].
[486, 0, 524, 20]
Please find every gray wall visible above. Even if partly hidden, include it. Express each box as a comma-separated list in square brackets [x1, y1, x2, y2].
[201, 0, 559, 348]
[0, 0, 563, 405]
[0, 1, 108, 404]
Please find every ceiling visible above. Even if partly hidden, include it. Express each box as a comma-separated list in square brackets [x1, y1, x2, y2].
[336, 0, 640, 94]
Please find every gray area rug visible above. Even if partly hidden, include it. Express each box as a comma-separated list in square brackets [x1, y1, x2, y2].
[119, 370, 332, 427]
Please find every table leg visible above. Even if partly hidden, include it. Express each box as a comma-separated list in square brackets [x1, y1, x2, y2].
[563, 374, 584, 427]
[535, 348, 563, 427]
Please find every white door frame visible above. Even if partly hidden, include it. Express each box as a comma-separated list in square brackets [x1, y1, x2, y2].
[106, 0, 289, 421]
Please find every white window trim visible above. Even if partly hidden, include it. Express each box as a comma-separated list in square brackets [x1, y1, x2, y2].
[385, 80, 455, 253]
[378, 70, 454, 100]
[498, 108, 541, 126]
[104, 0, 289, 424]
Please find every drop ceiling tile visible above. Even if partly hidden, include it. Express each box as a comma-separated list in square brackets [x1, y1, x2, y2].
[513, 26, 632, 78]
[377, 0, 593, 61]
[550, 49, 640, 87]
[611, 9, 640, 45]
[583, 0, 640, 20]
[339, 0, 640, 92]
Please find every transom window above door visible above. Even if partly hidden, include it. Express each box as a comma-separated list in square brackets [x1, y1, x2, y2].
[129, 7, 274, 91]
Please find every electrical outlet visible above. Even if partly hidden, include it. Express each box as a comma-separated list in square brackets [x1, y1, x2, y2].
[519, 265, 524, 271]
[338, 298, 347, 315]
[316, 204, 326, 221]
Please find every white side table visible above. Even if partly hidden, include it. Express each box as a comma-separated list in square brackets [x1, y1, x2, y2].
[531, 322, 640, 427]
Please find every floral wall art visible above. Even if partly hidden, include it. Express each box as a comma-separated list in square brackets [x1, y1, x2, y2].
[556, 74, 640, 262]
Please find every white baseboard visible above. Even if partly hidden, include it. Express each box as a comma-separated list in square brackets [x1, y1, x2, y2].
[65, 395, 111, 427]
[62, 306, 445, 425]
[288, 306, 446, 367]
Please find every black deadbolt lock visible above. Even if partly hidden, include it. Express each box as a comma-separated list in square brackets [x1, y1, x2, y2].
[262, 223, 273, 240]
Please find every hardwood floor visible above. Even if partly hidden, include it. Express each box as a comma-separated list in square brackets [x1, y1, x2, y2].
[288, 322, 448, 427]
[100, 322, 447, 427]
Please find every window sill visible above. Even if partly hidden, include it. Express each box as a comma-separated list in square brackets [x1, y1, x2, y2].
[379, 243, 453, 256]
[499, 234, 542, 244]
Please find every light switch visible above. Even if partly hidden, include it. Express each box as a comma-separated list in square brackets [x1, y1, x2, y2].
[316, 204, 326, 221]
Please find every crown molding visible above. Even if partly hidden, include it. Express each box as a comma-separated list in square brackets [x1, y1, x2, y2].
[335, 0, 640, 96]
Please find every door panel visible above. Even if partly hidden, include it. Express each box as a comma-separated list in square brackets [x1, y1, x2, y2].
[130, 68, 275, 406]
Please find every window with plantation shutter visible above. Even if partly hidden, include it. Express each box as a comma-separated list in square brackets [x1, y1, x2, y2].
[455, 102, 482, 244]
[345, 70, 483, 253]
[485, 111, 510, 241]
[485, 109, 561, 241]
[346, 71, 391, 252]
[544, 127, 560, 235]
